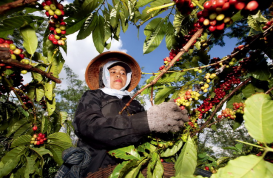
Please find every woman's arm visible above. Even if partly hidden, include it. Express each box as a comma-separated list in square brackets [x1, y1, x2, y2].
[73, 90, 150, 150]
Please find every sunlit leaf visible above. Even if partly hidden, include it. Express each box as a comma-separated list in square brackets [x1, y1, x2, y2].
[175, 137, 197, 176]
[161, 140, 183, 157]
[77, 13, 98, 40]
[20, 25, 38, 55]
[11, 135, 31, 148]
[244, 93, 273, 143]
[92, 15, 105, 53]
[46, 98, 56, 116]
[154, 86, 176, 104]
[143, 17, 167, 54]
[109, 145, 141, 160]
[211, 155, 273, 178]
[82, 0, 103, 13]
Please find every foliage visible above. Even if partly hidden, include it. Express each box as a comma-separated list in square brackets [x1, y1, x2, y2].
[0, 0, 273, 177]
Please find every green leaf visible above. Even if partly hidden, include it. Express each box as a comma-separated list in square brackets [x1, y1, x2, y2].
[2, 15, 44, 30]
[45, 82, 53, 101]
[46, 98, 56, 116]
[137, 142, 157, 153]
[173, 13, 186, 35]
[103, 11, 112, 42]
[11, 135, 31, 148]
[165, 22, 176, 51]
[175, 137, 197, 176]
[92, 15, 105, 53]
[243, 93, 273, 143]
[211, 125, 217, 131]
[147, 152, 159, 177]
[36, 85, 44, 102]
[247, 15, 261, 32]
[127, 0, 136, 21]
[47, 145, 64, 166]
[1, 146, 26, 164]
[109, 145, 141, 160]
[31, 147, 53, 157]
[7, 119, 28, 137]
[235, 143, 243, 153]
[211, 155, 273, 178]
[0, 157, 21, 177]
[33, 52, 48, 64]
[143, 17, 167, 54]
[26, 84, 35, 100]
[24, 156, 36, 177]
[226, 94, 241, 109]
[32, 65, 45, 82]
[41, 115, 48, 133]
[77, 13, 98, 40]
[60, 111, 68, 125]
[251, 61, 271, 81]
[82, 0, 103, 13]
[48, 132, 72, 150]
[109, 161, 129, 178]
[65, 17, 88, 35]
[153, 156, 164, 178]
[161, 140, 183, 157]
[154, 86, 176, 104]
[110, 3, 119, 29]
[157, 72, 185, 84]
[242, 83, 255, 98]
[119, 158, 149, 178]
[20, 25, 38, 55]
[49, 53, 65, 78]
[196, 50, 210, 65]
[13, 122, 31, 139]
[216, 157, 230, 166]
[136, 0, 153, 8]
[173, 175, 205, 178]
[120, 8, 129, 33]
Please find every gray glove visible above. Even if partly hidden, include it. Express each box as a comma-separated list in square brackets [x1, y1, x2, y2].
[147, 100, 189, 133]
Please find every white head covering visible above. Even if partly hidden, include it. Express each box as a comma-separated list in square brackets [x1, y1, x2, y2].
[100, 61, 133, 98]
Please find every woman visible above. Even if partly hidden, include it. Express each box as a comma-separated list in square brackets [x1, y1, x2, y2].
[72, 51, 189, 177]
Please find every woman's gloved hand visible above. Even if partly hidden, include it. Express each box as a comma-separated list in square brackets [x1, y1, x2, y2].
[147, 100, 189, 133]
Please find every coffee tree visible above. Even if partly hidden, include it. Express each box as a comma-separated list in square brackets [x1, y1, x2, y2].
[0, 0, 273, 177]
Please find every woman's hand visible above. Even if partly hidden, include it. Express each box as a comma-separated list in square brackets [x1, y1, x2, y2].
[147, 100, 189, 133]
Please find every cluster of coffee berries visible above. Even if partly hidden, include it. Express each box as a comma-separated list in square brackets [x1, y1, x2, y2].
[197, 65, 243, 118]
[262, 20, 273, 31]
[30, 132, 47, 146]
[175, 89, 200, 107]
[197, 0, 259, 34]
[199, 73, 217, 92]
[0, 71, 25, 96]
[18, 88, 32, 110]
[0, 38, 27, 72]
[41, 0, 67, 46]
[233, 102, 245, 114]
[159, 49, 181, 70]
[187, 121, 197, 128]
[174, 0, 196, 15]
[218, 108, 236, 119]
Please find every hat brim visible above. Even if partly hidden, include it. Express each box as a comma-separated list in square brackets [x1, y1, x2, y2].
[85, 51, 141, 92]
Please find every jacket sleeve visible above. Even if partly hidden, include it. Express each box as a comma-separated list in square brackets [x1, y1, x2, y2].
[73, 90, 150, 150]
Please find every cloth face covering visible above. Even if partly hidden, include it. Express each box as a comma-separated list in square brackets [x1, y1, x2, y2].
[100, 61, 133, 99]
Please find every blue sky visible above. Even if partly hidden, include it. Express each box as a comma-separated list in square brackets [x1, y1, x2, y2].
[119, 25, 240, 85]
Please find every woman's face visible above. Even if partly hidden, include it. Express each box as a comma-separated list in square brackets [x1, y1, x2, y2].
[108, 65, 127, 90]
